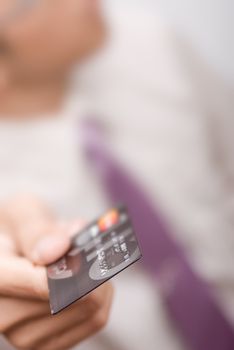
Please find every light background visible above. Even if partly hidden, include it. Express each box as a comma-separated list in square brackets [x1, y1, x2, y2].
[105, 0, 234, 86]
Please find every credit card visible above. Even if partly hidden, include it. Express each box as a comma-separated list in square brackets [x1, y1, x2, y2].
[47, 205, 142, 314]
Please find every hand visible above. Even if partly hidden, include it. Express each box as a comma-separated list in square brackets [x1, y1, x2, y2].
[0, 196, 114, 350]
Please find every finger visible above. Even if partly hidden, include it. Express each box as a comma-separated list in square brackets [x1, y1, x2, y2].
[35, 284, 114, 350]
[6, 286, 112, 349]
[17, 220, 71, 266]
[7, 284, 113, 350]
[31, 220, 86, 265]
[0, 255, 48, 300]
[0, 297, 50, 333]
[6, 297, 97, 349]
[4, 196, 71, 265]
[0, 233, 17, 255]
[30, 229, 71, 266]
[7, 286, 111, 349]
[68, 219, 87, 238]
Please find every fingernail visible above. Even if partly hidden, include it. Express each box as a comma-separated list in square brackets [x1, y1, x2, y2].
[69, 220, 86, 237]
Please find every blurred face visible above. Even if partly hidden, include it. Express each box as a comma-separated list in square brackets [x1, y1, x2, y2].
[0, 0, 106, 83]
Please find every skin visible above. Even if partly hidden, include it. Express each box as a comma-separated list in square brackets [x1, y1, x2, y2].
[0, 1, 113, 349]
[0, 0, 107, 116]
[0, 196, 114, 350]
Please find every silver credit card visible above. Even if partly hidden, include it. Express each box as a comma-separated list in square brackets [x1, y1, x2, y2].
[47, 205, 142, 314]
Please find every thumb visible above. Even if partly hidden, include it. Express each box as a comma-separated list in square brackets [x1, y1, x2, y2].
[31, 229, 70, 266]
[17, 222, 71, 266]
[18, 220, 85, 266]
[4, 196, 71, 266]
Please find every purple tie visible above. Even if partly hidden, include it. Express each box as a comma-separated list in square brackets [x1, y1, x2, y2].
[81, 119, 234, 350]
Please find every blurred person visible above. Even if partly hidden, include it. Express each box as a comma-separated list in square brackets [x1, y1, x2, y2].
[0, 0, 113, 349]
[0, 2, 234, 350]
